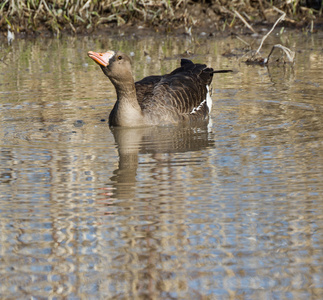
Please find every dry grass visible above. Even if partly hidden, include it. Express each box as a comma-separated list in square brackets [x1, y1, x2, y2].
[0, 0, 321, 35]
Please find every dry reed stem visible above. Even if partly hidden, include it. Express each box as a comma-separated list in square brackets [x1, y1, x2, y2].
[255, 6, 286, 55]
[232, 9, 256, 33]
[242, 6, 295, 65]
[267, 44, 295, 63]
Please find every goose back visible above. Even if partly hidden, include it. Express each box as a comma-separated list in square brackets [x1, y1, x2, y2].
[135, 59, 214, 125]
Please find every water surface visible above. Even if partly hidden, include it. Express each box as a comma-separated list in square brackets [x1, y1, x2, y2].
[0, 30, 323, 299]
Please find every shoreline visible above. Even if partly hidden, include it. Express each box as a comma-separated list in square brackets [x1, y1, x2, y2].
[1, 1, 322, 40]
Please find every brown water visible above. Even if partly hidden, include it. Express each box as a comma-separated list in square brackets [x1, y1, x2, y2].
[0, 30, 323, 299]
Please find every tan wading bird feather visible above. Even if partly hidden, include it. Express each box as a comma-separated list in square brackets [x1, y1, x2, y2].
[88, 50, 232, 127]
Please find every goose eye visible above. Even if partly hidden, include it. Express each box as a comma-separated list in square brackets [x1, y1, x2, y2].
[117, 55, 122, 60]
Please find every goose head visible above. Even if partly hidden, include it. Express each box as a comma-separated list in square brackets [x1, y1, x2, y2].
[87, 50, 134, 89]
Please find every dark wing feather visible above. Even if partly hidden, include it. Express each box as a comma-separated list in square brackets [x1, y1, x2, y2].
[139, 59, 214, 115]
[135, 75, 164, 105]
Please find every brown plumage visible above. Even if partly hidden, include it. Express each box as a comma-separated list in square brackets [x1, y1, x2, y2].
[88, 50, 231, 127]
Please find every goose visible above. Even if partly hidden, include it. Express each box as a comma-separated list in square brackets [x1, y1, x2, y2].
[87, 50, 231, 127]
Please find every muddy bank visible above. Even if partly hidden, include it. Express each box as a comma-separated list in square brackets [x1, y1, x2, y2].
[1, 0, 322, 39]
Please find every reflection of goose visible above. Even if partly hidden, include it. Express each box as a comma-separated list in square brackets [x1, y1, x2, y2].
[88, 50, 231, 127]
[109, 125, 214, 199]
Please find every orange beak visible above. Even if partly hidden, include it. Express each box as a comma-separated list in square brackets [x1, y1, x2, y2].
[87, 50, 115, 67]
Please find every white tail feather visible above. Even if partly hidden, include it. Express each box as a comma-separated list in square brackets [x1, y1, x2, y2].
[190, 85, 211, 114]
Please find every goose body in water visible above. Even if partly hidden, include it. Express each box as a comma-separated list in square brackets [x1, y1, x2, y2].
[88, 50, 231, 127]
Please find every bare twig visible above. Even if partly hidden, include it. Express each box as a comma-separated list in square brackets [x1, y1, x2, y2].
[243, 7, 295, 66]
[267, 44, 295, 63]
[255, 7, 286, 55]
[232, 9, 256, 33]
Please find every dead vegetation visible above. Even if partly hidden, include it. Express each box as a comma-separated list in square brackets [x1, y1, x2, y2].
[0, 0, 322, 36]
[237, 6, 296, 65]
